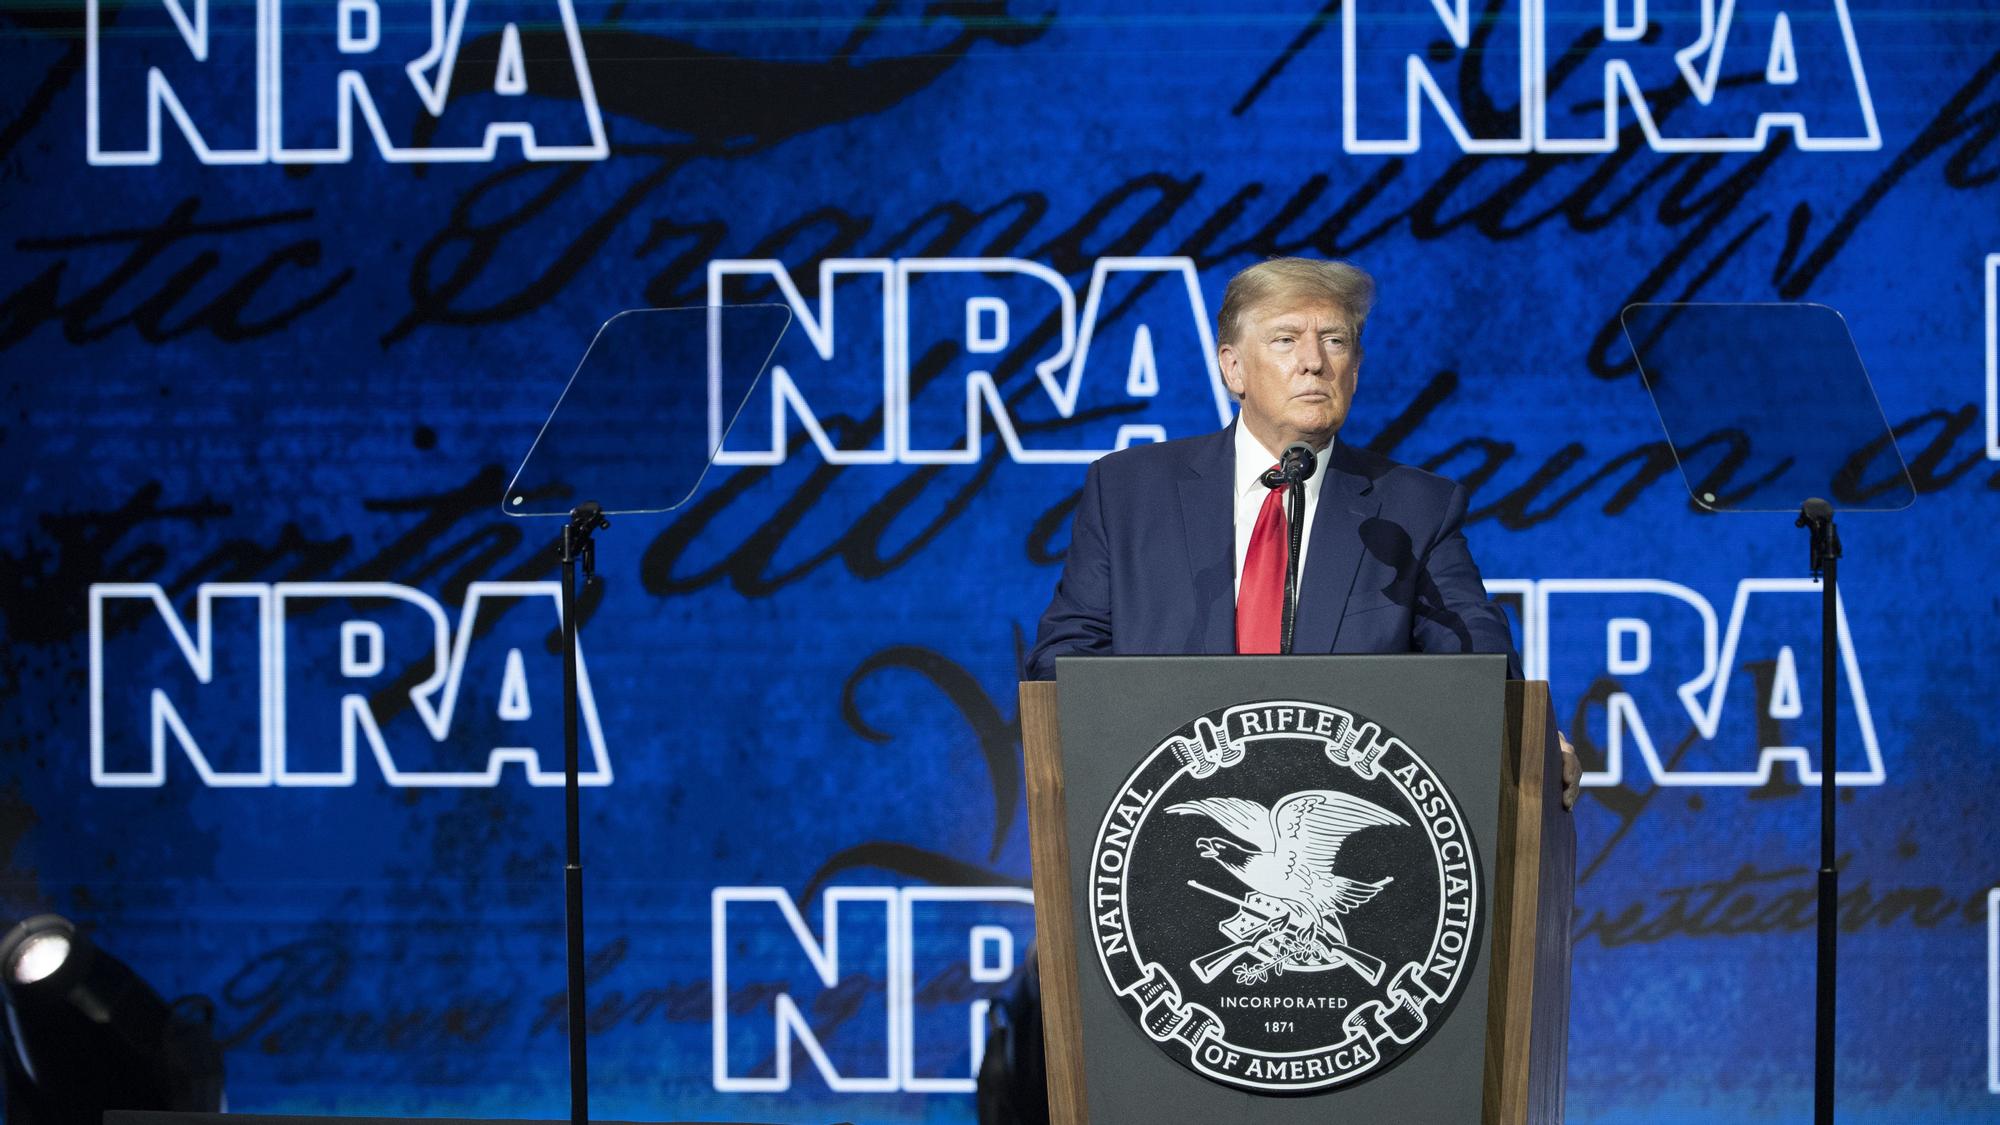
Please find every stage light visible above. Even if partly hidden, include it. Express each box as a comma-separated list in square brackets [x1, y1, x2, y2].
[0, 915, 223, 1125]
[6, 930, 69, 986]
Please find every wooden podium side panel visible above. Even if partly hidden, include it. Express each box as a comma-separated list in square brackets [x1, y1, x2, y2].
[1483, 681, 1575, 1125]
[1529, 690, 1577, 1123]
[1020, 680, 1088, 1125]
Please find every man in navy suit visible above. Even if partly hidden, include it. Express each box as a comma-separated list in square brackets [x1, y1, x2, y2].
[988, 260, 1577, 1119]
[1027, 256, 1522, 681]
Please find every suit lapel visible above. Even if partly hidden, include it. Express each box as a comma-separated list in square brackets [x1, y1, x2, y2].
[1178, 426, 1238, 655]
[1292, 442, 1380, 654]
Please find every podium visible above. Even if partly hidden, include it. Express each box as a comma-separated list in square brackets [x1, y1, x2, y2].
[1019, 655, 1572, 1123]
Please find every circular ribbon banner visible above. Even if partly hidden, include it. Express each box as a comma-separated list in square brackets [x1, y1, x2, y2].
[1087, 699, 1482, 1094]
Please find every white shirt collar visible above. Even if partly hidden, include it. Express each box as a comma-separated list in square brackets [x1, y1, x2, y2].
[1232, 420, 1331, 504]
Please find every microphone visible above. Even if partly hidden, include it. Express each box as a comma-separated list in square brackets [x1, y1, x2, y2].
[1253, 442, 1317, 655]
[1261, 442, 1318, 488]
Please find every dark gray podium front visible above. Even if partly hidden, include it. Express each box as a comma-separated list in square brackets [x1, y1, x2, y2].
[1019, 655, 1572, 1125]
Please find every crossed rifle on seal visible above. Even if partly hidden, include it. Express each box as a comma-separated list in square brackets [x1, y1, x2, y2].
[1169, 789, 1407, 986]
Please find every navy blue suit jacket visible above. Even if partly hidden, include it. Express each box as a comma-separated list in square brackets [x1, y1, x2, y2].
[1026, 424, 1520, 680]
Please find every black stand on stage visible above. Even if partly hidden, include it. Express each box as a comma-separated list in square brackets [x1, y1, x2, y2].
[502, 306, 793, 1123]
[557, 501, 608, 1125]
[1621, 303, 1912, 1125]
[1797, 497, 1841, 1125]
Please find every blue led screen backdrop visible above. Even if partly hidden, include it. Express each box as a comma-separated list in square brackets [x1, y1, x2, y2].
[2, 1, 1998, 1121]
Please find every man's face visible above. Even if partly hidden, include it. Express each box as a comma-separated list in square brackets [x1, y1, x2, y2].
[1219, 297, 1361, 455]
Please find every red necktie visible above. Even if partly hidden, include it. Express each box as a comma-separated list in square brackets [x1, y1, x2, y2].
[1237, 468, 1287, 654]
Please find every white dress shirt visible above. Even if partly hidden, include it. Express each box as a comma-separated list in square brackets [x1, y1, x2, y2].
[1231, 422, 1330, 600]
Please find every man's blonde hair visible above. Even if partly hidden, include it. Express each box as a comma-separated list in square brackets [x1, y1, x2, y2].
[1216, 257, 1376, 346]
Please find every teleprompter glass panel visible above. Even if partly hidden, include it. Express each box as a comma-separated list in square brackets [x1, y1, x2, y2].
[503, 304, 791, 517]
[1620, 303, 1914, 512]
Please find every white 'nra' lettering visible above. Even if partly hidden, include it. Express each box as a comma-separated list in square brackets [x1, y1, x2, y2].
[89, 581, 611, 787]
[87, 0, 1874, 166]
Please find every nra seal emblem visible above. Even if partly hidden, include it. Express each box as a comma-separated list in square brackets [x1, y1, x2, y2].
[1087, 700, 1481, 1094]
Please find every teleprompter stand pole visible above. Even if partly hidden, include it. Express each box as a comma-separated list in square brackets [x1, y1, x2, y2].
[559, 501, 608, 1125]
[1797, 497, 1841, 1125]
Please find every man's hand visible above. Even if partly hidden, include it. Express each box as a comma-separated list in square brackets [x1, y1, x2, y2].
[1558, 731, 1582, 810]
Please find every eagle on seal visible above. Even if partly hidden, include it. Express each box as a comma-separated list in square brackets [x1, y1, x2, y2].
[1168, 790, 1407, 982]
